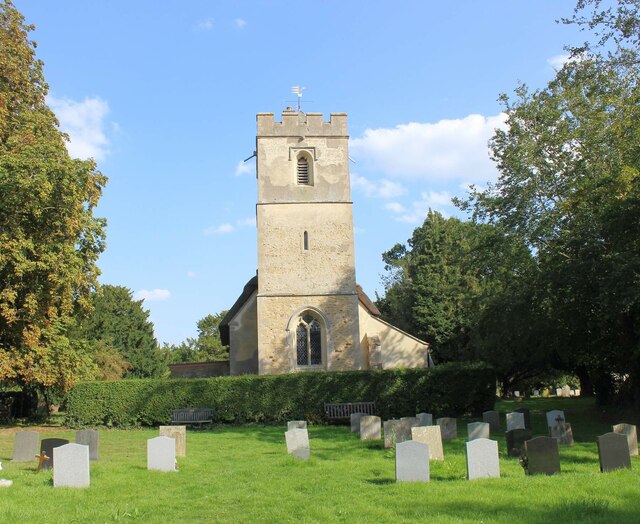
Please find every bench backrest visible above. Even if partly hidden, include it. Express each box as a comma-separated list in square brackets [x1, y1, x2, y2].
[324, 402, 376, 419]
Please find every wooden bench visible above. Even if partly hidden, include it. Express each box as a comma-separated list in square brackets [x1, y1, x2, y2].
[324, 402, 376, 423]
[170, 408, 213, 425]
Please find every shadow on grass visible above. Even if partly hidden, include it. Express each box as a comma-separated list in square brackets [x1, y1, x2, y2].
[365, 478, 394, 485]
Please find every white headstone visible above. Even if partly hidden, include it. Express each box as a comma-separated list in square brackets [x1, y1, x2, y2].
[147, 436, 176, 471]
[514, 391, 520, 397]
[287, 420, 307, 431]
[159, 426, 186, 457]
[506, 412, 525, 431]
[436, 417, 457, 439]
[468, 422, 490, 441]
[546, 410, 565, 428]
[75, 429, 99, 461]
[411, 426, 444, 461]
[556, 388, 563, 397]
[12, 431, 40, 462]
[53, 443, 90, 488]
[285, 428, 310, 460]
[395, 440, 430, 482]
[533, 390, 540, 397]
[360, 416, 381, 441]
[466, 438, 500, 480]
[416, 413, 433, 427]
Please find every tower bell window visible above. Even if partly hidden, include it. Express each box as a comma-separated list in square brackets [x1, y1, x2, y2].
[297, 156, 310, 185]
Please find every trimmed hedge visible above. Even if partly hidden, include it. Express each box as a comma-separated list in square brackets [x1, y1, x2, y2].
[64, 362, 495, 428]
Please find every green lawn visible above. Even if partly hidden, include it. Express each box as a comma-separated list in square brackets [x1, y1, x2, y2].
[0, 398, 638, 523]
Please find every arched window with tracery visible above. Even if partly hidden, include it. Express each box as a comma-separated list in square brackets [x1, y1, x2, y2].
[296, 312, 322, 366]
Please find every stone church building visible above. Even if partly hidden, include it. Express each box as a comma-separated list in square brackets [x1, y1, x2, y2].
[219, 109, 431, 375]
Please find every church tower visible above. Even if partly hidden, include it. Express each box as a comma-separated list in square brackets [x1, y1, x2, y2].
[255, 109, 361, 373]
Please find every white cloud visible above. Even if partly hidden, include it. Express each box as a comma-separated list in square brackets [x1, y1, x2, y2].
[235, 159, 255, 176]
[350, 113, 507, 184]
[203, 223, 235, 235]
[134, 289, 171, 302]
[237, 216, 256, 227]
[234, 18, 247, 29]
[351, 174, 406, 199]
[386, 191, 454, 223]
[195, 17, 214, 31]
[547, 53, 570, 69]
[385, 202, 406, 214]
[47, 96, 110, 161]
[186, 271, 197, 278]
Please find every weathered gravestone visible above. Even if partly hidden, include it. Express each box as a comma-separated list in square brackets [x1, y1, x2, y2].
[546, 410, 565, 429]
[398, 418, 419, 440]
[53, 443, 90, 488]
[514, 408, 531, 429]
[436, 417, 457, 440]
[285, 428, 310, 461]
[550, 423, 574, 446]
[613, 423, 638, 457]
[416, 413, 433, 427]
[360, 416, 381, 441]
[524, 436, 560, 475]
[468, 422, 490, 441]
[411, 426, 444, 461]
[395, 440, 430, 482]
[597, 432, 631, 473]
[12, 431, 40, 462]
[40, 438, 70, 470]
[384, 420, 400, 449]
[75, 429, 99, 461]
[159, 426, 186, 457]
[466, 438, 500, 480]
[287, 420, 307, 431]
[505, 428, 532, 457]
[350, 413, 366, 433]
[506, 412, 525, 432]
[482, 410, 500, 433]
[147, 436, 176, 472]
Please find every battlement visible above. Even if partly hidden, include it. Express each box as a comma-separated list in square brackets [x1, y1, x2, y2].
[257, 111, 348, 137]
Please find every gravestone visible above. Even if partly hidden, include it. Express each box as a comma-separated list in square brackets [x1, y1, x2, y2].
[533, 390, 540, 397]
[360, 416, 381, 441]
[395, 440, 430, 482]
[546, 410, 565, 428]
[53, 443, 90, 488]
[40, 438, 70, 470]
[468, 422, 490, 441]
[561, 385, 571, 398]
[597, 432, 631, 472]
[556, 388, 563, 397]
[506, 412, 525, 432]
[524, 436, 560, 475]
[550, 423, 574, 445]
[514, 408, 531, 429]
[411, 426, 444, 461]
[505, 428, 532, 457]
[147, 436, 177, 471]
[12, 431, 40, 462]
[436, 417, 457, 440]
[75, 430, 99, 461]
[574, 389, 581, 397]
[287, 420, 307, 431]
[159, 426, 186, 457]
[384, 420, 400, 449]
[397, 417, 419, 441]
[613, 423, 638, 456]
[482, 411, 500, 433]
[514, 391, 520, 397]
[416, 413, 433, 427]
[350, 413, 366, 433]
[466, 438, 500, 480]
[285, 428, 310, 461]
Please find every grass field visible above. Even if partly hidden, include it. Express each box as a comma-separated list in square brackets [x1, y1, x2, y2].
[0, 397, 638, 523]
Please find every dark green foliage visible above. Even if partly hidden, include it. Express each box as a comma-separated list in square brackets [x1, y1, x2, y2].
[165, 311, 229, 363]
[64, 362, 495, 427]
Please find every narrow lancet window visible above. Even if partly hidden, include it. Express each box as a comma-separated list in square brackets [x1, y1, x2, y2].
[297, 156, 310, 185]
[303, 231, 309, 251]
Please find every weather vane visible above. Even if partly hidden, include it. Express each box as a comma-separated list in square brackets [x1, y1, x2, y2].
[291, 86, 305, 112]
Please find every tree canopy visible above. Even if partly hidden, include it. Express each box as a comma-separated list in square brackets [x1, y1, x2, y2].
[166, 311, 229, 363]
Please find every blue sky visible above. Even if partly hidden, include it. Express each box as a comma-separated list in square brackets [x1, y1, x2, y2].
[15, 1, 588, 345]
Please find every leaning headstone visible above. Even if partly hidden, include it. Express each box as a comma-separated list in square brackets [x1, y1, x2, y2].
[147, 436, 176, 472]
[506, 412, 525, 432]
[40, 438, 70, 470]
[436, 417, 457, 440]
[411, 426, 444, 461]
[597, 432, 631, 472]
[75, 430, 99, 461]
[53, 443, 90, 488]
[482, 410, 500, 433]
[505, 428, 532, 457]
[514, 408, 531, 429]
[360, 416, 382, 441]
[287, 420, 307, 431]
[466, 438, 500, 480]
[350, 413, 366, 433]
[159, 426, 186, 457]
[12, 431, 40, 462]
[285, 428, 310, 461]
[395, 440, 430, 482]
[384, 420, 400, 449]
[546, 410, 565, 428]
[613, 423, 638, 457]
[525, 436, 560, 475]
[550, 423, 574, 446]
[468, 422, 490, 441]
[416, 413, 433, 427]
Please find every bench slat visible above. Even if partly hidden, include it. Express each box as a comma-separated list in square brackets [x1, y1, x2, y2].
[171, 408, 213, 424]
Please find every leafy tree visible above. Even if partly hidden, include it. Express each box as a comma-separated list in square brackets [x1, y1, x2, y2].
[0, 1, 106, 400]
[166, 311, 229, 363]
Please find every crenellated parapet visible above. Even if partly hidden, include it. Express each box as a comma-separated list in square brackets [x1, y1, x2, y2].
[257, 110, 348, 137]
